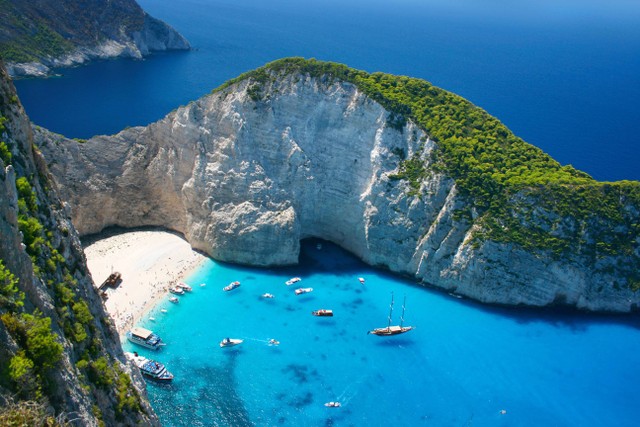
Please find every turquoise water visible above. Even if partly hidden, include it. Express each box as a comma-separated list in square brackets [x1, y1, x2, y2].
[123, 240, 640, 426]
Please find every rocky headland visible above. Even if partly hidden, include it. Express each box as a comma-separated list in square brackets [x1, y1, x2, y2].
[0, 0, 190, 78]
[0, 60, 158, 425]
[36, 58, 640, 313]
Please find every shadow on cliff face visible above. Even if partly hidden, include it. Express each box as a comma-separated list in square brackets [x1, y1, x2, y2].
[80, 224, 189, 246]
[445, 291, 640, 331]
[296, 238, 373, 277]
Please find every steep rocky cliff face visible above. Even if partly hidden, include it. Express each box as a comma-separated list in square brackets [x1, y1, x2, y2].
[0, 62, 158, 425]
[0, 0, 190, 77]
[36, 59, 640, 313]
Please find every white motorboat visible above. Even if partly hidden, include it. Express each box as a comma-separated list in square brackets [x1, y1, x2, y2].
[220, 338, 243, 348]
[223, 281, 241, 292]
[285, 277, 301, 285]
[126, 352, 173, 381]
[177, 282, 193, 292]
[126, 327, 165, 350]
[294, 287, 313, 295]
[169, 286, 185, 295]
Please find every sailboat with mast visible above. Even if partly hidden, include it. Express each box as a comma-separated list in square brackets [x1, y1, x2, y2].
[368, 292, 414, 336]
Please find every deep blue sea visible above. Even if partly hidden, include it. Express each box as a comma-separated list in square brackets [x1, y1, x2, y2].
[124, 240, 640, 426]
[12, 0, 640, 182]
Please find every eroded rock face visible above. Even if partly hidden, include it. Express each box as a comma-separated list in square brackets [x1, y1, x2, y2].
[36, 71, 640, 312]
[1, 61, 158, 425]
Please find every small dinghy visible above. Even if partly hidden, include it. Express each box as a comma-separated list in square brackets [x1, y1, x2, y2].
[261, 293, 275, 298]
[312, 309, 333, 317]
[295, 287, 313, 295]
[285, 277, 301, 286]
[324, 402, 341, 407]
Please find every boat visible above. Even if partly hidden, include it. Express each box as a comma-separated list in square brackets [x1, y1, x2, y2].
[177, 282, 193, 292]
[285, 277, 301, 285]
[268, 338, 280, 346]
[223, 281, 241, 292]
[261, 293, 275, 298]
[219, 337, 243, 347]
[126, 352, 173, 381]
[98, 272, 122, 291]
[126, 327, 165, 350]
[312, 309, 333, 317]
[368, 292, 414, 336]
[358, 277, 365, 284]
[169, 296, 179, 304]
[295, 287, 313, 295]
[169, 286, 185, 295]
[324, 402, 341, 407]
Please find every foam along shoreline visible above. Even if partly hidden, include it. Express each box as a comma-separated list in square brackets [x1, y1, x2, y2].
[83, 230, 208, 335]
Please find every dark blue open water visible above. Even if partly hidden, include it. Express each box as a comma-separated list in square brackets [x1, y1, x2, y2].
[124, 240, 640, 426]
[12, 0, 640, 182]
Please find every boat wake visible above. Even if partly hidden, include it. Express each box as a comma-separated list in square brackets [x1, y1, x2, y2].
[334, 374, 367, 407]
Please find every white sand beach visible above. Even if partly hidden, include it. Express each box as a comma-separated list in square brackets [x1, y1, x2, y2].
[83, 230, 208, 335]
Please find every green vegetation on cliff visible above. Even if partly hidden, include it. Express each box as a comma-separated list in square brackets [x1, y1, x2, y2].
[0, 0, 74, 62]
[0, 24, 73, 63]
[1, 104, 146, 421]
[216, 58, 640, 279]
[0, 0, 146, 64]
[0, 398, 67, 426]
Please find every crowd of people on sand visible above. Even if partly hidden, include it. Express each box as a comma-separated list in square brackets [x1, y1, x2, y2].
[107, 263, 201, 334]
[86, 231, 207, 336]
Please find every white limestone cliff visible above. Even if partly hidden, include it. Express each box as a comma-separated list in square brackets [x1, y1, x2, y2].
[36, 71, 640, 312]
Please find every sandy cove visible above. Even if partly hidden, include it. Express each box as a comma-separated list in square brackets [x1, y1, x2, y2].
[83, 230, 208, 335]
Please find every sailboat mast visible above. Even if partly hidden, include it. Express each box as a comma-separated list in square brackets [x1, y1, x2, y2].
[400, 295, 406, 327]
[387, 292, 394, 329]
